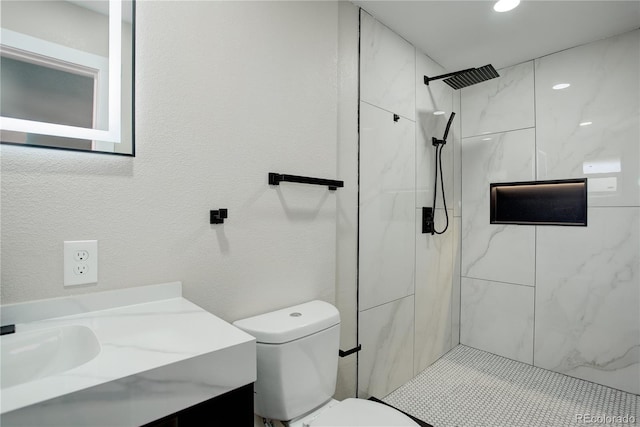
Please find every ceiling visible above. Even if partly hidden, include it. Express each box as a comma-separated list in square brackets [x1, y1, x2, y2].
[69, 1, 134, 24]
[351, 0, 640, 71]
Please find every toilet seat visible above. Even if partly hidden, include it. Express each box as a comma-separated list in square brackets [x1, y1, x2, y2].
[305, 398, 419, 426]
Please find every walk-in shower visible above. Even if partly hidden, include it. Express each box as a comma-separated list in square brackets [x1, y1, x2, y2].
[422, 64, 500, 235]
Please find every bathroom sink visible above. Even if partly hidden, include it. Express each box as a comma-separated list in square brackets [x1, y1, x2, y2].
[0, 282, 256, 426]
[1, 324, 101, 389]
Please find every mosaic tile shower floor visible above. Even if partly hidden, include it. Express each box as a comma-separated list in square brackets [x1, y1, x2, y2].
[383, 345, 639, 427]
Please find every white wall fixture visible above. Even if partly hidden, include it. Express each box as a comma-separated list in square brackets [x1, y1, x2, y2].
[63, 240, 98, 286]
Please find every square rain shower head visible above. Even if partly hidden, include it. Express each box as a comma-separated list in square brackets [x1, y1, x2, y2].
[442, 64, 500, 90]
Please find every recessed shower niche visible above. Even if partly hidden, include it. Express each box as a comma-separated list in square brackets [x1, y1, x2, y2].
[490, 179, 588, 226]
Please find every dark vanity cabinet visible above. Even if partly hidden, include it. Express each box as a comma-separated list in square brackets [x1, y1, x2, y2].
[143, 383, 254, 427]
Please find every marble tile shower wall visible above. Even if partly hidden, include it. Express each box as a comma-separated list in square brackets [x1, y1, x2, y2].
[358, 10, 461, 398]
[414, 49, 461, 376]
[459, 29, 639, 395]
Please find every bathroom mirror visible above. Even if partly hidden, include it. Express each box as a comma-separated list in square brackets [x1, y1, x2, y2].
[0, 0, 135, 156]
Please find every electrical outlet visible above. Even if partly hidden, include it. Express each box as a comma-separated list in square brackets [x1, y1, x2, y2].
[74, 250, 90, 262]
[64, 240, 98, 286]
[74, 264, 89, 275]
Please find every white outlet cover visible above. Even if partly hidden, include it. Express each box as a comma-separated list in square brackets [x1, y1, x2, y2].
[64, 240, 98, 286]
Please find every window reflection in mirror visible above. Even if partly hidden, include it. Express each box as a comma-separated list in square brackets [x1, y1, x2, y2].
[0, 0, 134, 156]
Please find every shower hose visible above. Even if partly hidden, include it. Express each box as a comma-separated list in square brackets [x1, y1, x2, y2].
[431, 112, 454, 235]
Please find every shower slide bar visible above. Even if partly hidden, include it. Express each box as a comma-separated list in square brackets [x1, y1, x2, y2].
[268, 173, 344, 191]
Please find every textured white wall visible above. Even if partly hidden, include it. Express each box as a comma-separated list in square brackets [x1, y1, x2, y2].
[1, 1, 339, 323]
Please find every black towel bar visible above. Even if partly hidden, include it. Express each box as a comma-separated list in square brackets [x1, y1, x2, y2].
[268, 173, 344, 191]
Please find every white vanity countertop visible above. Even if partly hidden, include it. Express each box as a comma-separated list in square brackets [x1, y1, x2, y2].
[0, 282, 256, 426]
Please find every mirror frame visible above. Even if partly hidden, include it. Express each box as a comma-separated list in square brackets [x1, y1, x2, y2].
[0, 0, 135, 157]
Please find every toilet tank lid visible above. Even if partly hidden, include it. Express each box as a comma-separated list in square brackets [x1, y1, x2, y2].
[232, 300, 340, 344]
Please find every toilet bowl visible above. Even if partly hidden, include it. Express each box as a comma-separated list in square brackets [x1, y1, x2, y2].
[233, 300, 419, 427]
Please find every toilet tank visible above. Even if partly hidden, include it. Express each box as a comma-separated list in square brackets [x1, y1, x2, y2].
[233, 300, 340, 422]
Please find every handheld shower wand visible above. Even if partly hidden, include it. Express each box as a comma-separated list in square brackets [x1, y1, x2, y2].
[433, 111, 455, 146]
[427, 112, 455, 235]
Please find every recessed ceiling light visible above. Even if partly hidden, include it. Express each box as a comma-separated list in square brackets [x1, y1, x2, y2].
[552, 83, 571, 90]
[482, 137, 492, 141]
[493, 0, 520, 12]
[433, 111, 446, 115]
[579, 121, 593, 126]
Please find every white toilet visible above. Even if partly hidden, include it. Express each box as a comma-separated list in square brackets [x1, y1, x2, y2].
[233, 300, 419, 427]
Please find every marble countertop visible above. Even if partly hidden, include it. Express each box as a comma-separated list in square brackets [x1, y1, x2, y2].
[0, 282, 256, 426]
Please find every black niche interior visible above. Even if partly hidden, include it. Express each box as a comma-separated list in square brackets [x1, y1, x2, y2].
[490, 179, 587, 226]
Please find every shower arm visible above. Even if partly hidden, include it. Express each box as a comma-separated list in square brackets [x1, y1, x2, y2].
[424, 69, 474, 85]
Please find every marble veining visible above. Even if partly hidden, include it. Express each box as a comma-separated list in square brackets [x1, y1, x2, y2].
[461, 61, 535, 138]
[460, 278, 534, 364]
[457, 28, 638, 399]
[535, 207, 639, 394]
[414, 209, 455, 374]
[358, 295, 414, 399]
[0, 282, 182, 325]
[535, 30, 639, 207]
[461, 128, 536, 286]
[0, 283, 256, 426]
[359, 101, 415, 310]
[360, 11, 415, 120]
